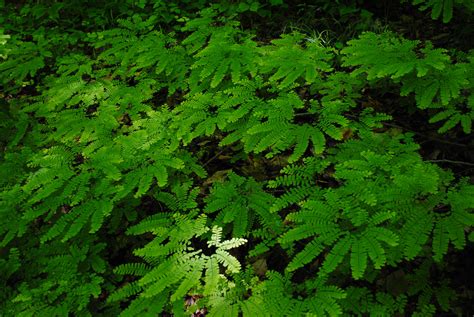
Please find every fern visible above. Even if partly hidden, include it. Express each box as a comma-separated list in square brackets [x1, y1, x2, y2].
[343, 32, 473, 133]
[112, 221, 247, 316]
[0, 37, 51, 92]
[205, 172, 282, 237]
[342, 32, 450, 80]
[188, 26, 259, 91]
[2, 235, 106, 316]
[259, 32, 333, 88]
[341, 287, 408, 316]
[274, 131, 473, 280]
[248, 271, 346, 316]
[432, 180, 474, 261]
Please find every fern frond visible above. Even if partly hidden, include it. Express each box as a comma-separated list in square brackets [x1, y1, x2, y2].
[260, 32, 333, 88]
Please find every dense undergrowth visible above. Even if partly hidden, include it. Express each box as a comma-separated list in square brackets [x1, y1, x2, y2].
[1, 0, 473, 316]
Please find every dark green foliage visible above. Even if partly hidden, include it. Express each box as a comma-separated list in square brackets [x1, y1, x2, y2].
[1, 0, 473, 316]
[275, 131, 473, 278]
[342, 31, 474, 133]
[410, 0, 474, 23]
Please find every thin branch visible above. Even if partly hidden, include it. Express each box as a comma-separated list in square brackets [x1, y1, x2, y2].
[294, 112, 316, 117]
[427, 159, 474, 167]
[382, 122, 469, 148]
[203, 148, 227, 167]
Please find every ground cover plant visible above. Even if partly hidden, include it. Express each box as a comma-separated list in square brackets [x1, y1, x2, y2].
[1, 0, 473, 315]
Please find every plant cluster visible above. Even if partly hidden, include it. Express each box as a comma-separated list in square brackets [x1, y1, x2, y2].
[1, 0, 473, 316]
